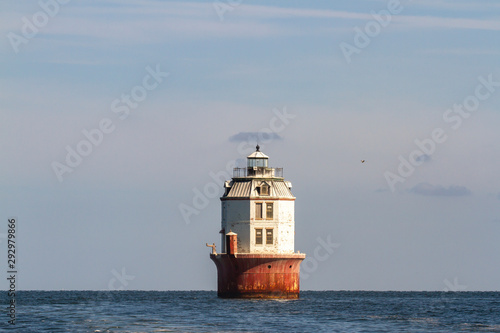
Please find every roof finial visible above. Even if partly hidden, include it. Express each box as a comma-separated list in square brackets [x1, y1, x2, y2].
[256, 144, 260, 152]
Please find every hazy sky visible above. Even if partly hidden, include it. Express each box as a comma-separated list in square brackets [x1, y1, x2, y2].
[1, 0, 500, 291]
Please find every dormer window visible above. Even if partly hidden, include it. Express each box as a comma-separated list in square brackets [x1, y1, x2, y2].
[261, 185, 269, 196]
[224, 181, 232, 196]
[256, 182, 270, 196]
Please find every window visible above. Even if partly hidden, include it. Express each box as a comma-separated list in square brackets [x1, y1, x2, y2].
[261, 185, 269, 196]
[266, 229, 273, 244]
[255, 229, 263, 245]
[256, 184, 269, 196]
[255, 203, 262, 219]
[248, 158, 268, 168]
[266, 203, 273, 219]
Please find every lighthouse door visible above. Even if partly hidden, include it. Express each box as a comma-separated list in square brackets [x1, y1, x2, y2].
[226, 233, 237, 255]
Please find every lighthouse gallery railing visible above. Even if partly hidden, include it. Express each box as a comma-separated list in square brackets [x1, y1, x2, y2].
[233, 167, 283, 178]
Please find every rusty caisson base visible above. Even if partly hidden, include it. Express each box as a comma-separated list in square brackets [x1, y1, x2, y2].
[210, 253, 306, 299]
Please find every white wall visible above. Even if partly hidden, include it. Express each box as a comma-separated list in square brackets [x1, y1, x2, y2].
[221, 185, 296, 254]
[247, 199, 295, 254]
[221, 200, 250, 252]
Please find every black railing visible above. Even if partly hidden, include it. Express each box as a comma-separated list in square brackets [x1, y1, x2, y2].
[233, 167, 283, 178]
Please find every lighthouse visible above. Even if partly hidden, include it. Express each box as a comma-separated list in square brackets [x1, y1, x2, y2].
[208, 145, 306, 298]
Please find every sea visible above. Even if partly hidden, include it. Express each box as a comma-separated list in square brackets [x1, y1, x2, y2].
[2, 291, 500, 332]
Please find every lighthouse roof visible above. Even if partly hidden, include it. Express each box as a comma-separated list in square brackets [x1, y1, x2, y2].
[247, 145, 268, 159]
[223, 179, 294, 199]
[247, 151, 269, 159]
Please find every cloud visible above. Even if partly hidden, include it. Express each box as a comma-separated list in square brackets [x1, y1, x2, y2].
[410, 0, 500, 12]
[3, 1, 500, 51]
[228, 132, 282, 143]
[409, 183, 471, 197]
[415, 154, 431, 163]
[422, 48, 500, 56]
[393, 15, 500, 31]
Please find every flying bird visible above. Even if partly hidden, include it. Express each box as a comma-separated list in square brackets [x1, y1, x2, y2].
[361, 160, 365, 163]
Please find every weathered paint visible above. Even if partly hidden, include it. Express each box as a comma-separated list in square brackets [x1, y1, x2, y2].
[210, 147, 306, 298]
[210, 253, 306, 298]
[226, 232, 237, 255]
[221, 192, 296, 254]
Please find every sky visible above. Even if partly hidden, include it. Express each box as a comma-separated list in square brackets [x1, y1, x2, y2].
[1, 0, 499, 291]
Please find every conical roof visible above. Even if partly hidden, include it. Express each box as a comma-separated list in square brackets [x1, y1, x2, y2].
[247, 145, 268, 159]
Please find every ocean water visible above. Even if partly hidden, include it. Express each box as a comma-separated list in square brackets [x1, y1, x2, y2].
[2, 291, 500, 332]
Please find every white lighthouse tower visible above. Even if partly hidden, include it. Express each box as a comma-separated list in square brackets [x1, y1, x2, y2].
[220, 145, 295, 254]
[209, 145, 305, 298]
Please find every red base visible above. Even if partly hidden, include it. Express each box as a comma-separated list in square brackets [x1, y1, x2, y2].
[210, 253, 306, 299]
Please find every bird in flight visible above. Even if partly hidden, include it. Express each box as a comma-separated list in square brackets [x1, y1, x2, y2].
[361, 160, 365, 163]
